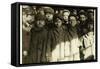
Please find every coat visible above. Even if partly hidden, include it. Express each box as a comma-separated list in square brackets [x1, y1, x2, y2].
[66, 25, 80, 61]
[45, 23, 67, 62]
[28, 26, 48, 63]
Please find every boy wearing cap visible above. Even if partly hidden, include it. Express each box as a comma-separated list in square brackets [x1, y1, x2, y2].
[87, 9, 94, 28]
[81, 22, 95, 60]
[68, 15, 81, 61]
[62, 9, 70, 25]
[44, 7, 54, 29]
[78, 12, 89, 37]
[43, 7, 55, 62]
[49, 14, 65, 62]
[22, 6, 35, 64]
[28, 14, 47, 63]
[78, 10, 95, 60]
[87, 9, 94, 22]
[61, 9, 72, 61]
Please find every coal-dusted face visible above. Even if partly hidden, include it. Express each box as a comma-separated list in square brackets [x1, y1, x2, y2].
[22, 6, 35, 24]
[88, 13, 94, 20]
[36, 20, 45, 28]
[79, 14, 87, 22]
[54, 18, 63, 28]
[26, 14, 35, 24]
[45, 13, 53, 21]
[63, 12, 70, 21]
[69, 16, 77, 27]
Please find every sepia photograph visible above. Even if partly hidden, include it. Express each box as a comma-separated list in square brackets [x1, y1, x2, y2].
[12, 3, 97, 65]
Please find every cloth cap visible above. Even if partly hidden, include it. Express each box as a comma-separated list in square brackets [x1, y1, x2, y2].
[44, 7, 54, 14]
[35, 14, 46, 20]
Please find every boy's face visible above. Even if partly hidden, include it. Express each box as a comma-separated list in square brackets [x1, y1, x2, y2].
[63, 12, 70, 21]
[79, 14, 87, 22]
[89, 13, 94, 20]
[36, 20, 45, 28]
[26, 14, 35, 24]
[55, 18, 62, 28]
[69, 16, 77, 27]
[37, 9, 45, 15]
[45, 13, 53, 21]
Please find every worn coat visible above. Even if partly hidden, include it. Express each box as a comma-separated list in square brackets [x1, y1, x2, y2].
[68, 25, 80, 61]
[28, 26, 47, 63]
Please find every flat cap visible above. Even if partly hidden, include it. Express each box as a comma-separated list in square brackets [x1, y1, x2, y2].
[44, 7, 54, 14]
[87, 9, 94, 13]
[53, 14, 63, 22]
[35, 13, 46, 20]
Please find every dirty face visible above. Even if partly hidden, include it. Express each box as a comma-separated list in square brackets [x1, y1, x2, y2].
[79, 14, 87, 22]
[88, 13, 94, 20]
[23, 13, 35, 24]
[45, 13, 53, 21]
[69, 16, 77, 27]
[26, 14, 35, 24]
[54, 18, 62, 28]
[22, 6, 35, 24]
[36, 20, 45, 28]
[63, 12, 70, 21]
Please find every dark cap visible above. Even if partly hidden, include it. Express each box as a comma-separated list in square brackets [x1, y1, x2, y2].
[78, 10, 87, 16]
[35, 13, 46, 20]
[22, 5, 35, 15]
[63, 9, 70, 15]
[44, 7, 54, 14]
[87, 9, 94, 13]
[53, 14, 63, 22]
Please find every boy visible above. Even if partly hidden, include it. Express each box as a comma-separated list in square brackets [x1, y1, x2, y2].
[28, 14, 47, 63]
[62, 9, 70, 24]
[82, 23, 94, 60]
[61, 9, 71, 61]
[50, 14, 65, 62]
[78, 12, 88, 37]
[44, 7, 54, 29]
[43, 7, 55, 61]
[22, 6, 35, 64]
[68, 15, 81, 61]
